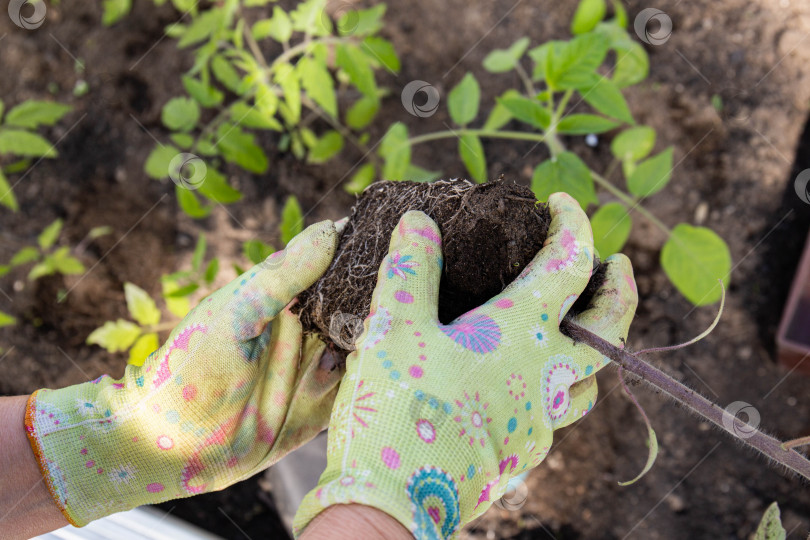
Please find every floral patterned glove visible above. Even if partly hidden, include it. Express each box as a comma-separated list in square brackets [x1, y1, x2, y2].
[25, 220, 344, 527]
[293, 193, 638, 539]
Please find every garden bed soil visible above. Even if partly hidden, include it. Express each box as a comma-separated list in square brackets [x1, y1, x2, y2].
[2, 0, 810, 538]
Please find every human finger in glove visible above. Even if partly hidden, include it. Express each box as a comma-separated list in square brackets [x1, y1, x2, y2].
[23, 219, 345, 527]
[294, 192, 638, 539]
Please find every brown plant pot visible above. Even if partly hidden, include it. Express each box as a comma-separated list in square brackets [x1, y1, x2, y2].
[777, 227, 810, 375]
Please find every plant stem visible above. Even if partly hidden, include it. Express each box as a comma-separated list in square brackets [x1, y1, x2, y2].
[560, 320, 810, 481]
[408, 129, 548, 146]
[589, 170, 672, 235]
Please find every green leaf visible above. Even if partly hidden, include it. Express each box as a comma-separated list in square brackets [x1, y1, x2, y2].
[128, 332, 158, 366]
[546, 33, 609, 89]
[161, 97, 200, 132]
[661, 224, 731, 305]
[404, 164, 442, 183]
[290, 0, 330, 35]
[344, 163, 376, 194]
[627, 147, 673, 197]
[230, 102, 282, 131]
[204, 258, 219, 285]
[102, 0, 132, 25]
[590, 202, 631, 256]
[0, 265, 10, 278]
[528, 42, 553, 81]
[191, 234, 206, 272]
[483, 89, 521, 130]
[298, 57, 337, 118]
[338, 4, 385, 36]
[482, 37, 530, 73]
[581, 77, 633, 123]
[346, 96, 379, 130]
[496, 95, 550, 130]
[0, 130, 56, 158]
[378, 122, 410, 180]
[611, 126, 656, 162]
[556, 114, 619, 134]
[0, 170, 18, 211]
[87, 319, 142, 353]
[0, 310, 15, 328]
[28, 261, 55, 281]
[88, 226, 113, 240]
[211, 55, 245, 94]
[571, 0, 606, 35]
[252, 7, 292, 42]
[170, 133, 194, 149]
[50, 248, 85, 274]
[243, 239, 275, 264]
[11, 247, 39, 266]
[308, 131, 344, 164]
[336, 43, 378, 99]
[611, 0, 628, 28]
[362, 37, 400, 73]
[162, 278, 191, 318]
[176, 184, 211, 218]
[39, 219, 63, 249]
[144, 144, 179, 179]
[612, 40, 648, 88]
[216, 124, 268, 173]
[459, 134, 487, 183]
[196, 167, 242, 204]
[125, 282, 161, 326]
[5, 101, 72, 129]
[163, 283, 199, 298]
[531, 152, 598, 208]
[182, 76, 224, 108]
[754, 502, 786, 540]
[280, 196, 304, 246]
[178, 8, 223, 48]
[448, 73, 480, 126]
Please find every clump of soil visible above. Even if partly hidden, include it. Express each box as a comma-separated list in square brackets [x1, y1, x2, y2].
[296, 178, 605, 355]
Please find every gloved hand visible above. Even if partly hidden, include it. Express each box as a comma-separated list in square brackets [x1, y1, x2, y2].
[25, 220, 344, 527]
[293, 193, 638, 539]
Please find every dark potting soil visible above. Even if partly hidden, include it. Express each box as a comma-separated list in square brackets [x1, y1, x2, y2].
[296, 178, 605, 354]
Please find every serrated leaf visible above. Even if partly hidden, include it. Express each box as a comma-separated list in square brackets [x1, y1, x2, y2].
[448, 73, 480, 126]
[571, 0, 606, 35]
[346, 96, 379, 130]
[362, 36, 400, 73]
[125, 282, 161, 326]
[274, 63, 301, 126]
[87, 319, 142, 353]
[211, 55, 244, 94]
[298, 57, 337, 118]
[11, 246, 40, 266]
[230, 101, 282, 131]
[459, 134, 486, 183]
[204, 258, 219, 285]
[308, 131, 344, 164]
[128, 332, 158, 366]
[38, 219, 63, 249]
[243, 239, 275, 264]
[280, 195, 303, 246]
[378, 122, 410, 180]
[5, 101, 72, 129]
[627, 147, 673, 197]
[556, 113, 619, 134]
[290, 0, 330, 36]
[0, 310, 15, 328]
[482, 37, 530, 73]
[337, 4, 385, 36]
[611, 126, 656, 162]
[661, 224, 731, 305]
[253, 6, 292, 42]
[0, 169, 17, 211]
[182, 76, 224, 108]
[161, 97, 200, 132]
[145, 144, 179, 179]
[497, 95, 550, 130]
[531, 152, 598, 208]
[336, 43, 378, 99]
[0, 130, 56, 158]
[344, 163, 376, 194]
[754, 502, 786, 540]
[612, 39, 648, 88]
[176, 184, 211, 218]
[581, 77, 633, 123]
[178, 8, 222, 48]
[197, 167, 242, 204]
[216, 124, 268, 173]
[483, 89, 521, 130]
[590, 202, 631, 256]
[546, 33, 609, 90]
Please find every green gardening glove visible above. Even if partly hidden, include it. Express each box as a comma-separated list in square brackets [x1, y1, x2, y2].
[25, 220, 344, 527]
[293, 193, 638, 539]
